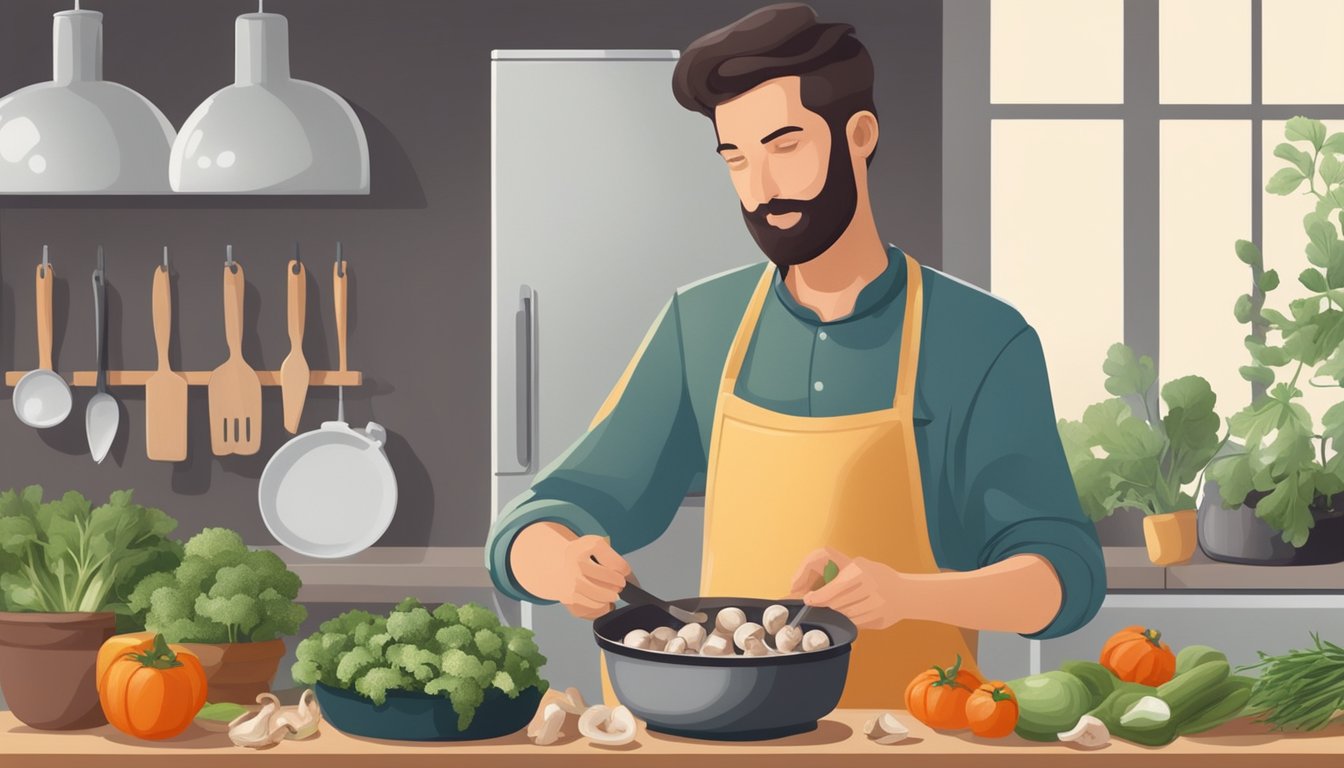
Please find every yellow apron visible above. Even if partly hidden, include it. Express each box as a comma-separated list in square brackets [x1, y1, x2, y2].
[601, 253, 978, 708]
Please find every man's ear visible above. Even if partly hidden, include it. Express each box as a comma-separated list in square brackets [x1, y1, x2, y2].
[846, 110, 879, 161]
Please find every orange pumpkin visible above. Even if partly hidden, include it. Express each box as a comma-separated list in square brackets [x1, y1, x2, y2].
[965, 681, 1019, 738]
[1100, 625, 1176, 686]
[905, 654, 982, 730]
[96, 632, 155, 693]
[98, 633, 207, 740]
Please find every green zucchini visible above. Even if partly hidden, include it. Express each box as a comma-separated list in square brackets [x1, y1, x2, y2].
[1088, 685, 1174, 746]
[1174, 645, 1228, 677]
[1060, 660, 1118, 709]
[1177, 680, 1252, 735]
[1157, 659, 1230, 725]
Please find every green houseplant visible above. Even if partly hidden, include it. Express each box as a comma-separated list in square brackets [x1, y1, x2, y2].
[128, 527, 307, 703]
[0, 487, 182, 730]
[1058, 344, 1226, 565]
[1201, 116, 1344, 565]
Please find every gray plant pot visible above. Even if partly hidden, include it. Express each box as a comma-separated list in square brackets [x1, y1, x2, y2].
[1197, 480, 1344, 566]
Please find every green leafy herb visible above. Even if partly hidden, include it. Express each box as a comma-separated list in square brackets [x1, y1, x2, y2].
[128, 527, 306, 644]
[196, 701, 250, 722]
[0, 487, 182, 629]
[291, 598, 548, 731]
[1240, 633, 1344, 731]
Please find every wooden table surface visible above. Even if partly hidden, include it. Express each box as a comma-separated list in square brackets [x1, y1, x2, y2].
[3, 710, 1342, 766]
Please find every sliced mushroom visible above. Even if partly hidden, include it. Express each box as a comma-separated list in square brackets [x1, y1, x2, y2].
[676, 623, 706, 651]
[699, 633, 733, 656]
[558, 687, 588, 716]
[227, 693, 289, 749]
[623, 629, 652, 650]
[1058, 715, 1110, 749]
[775, 625, 803, 653]
[742, 636, 769, 656]
[578, 704, 638, 746]
[864, 712, 910, 744]
[714, 607, 746, 636]
[733, 622, 765, 652]
[531, 703, 567, 746]
[762, 604, 789, 635]
[802, 629, 831, 652]
[271, 688, 321, 740]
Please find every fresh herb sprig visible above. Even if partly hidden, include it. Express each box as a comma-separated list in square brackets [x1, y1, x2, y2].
[1240, 632, 1344, 731]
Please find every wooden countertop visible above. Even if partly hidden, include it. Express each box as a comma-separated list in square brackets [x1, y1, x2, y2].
[3, 710, 1341, 766]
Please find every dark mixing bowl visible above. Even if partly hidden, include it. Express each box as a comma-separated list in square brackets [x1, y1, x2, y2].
[593, 596, 857, 741]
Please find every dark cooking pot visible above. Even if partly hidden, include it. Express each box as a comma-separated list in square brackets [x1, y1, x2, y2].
[593, 596, 857, 741]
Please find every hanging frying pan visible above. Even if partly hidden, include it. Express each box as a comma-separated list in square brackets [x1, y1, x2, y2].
[258, 246, 397, 558]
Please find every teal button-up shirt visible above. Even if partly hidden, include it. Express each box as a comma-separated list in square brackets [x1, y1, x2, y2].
[486, 245, 1106, 639]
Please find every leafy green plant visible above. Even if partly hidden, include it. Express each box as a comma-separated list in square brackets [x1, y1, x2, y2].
[1058, 344, 1225, 521]
[129, 527, 306, 644]
[0, 487, 182, 629]
[1207, 117, 1344, 546]
[292, 597, 548, 731]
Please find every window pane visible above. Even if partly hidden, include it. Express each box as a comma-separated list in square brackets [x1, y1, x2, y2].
[1160, 0, 1251, 104]
[1263, 0, 1344, 104]
[991, 0, 1124, 104]
[1262, 119, 1344, 422]
[1160, 121, 1252, 419]
[991, 120, 1125, 420]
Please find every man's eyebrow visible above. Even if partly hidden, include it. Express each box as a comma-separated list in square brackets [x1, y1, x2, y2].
[760, 125, 802, 143]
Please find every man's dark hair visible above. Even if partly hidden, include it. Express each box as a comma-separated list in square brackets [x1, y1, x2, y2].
[671, 3, 878, 165]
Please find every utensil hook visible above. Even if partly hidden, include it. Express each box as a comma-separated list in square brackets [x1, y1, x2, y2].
[161, 246, 169, 273]
[292, 241, 302, 274]
[226, 244, 237, 273]
[336, 240, 345, 278]
[40, 244, 49, 278]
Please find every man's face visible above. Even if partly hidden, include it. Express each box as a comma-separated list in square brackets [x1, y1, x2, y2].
[713, 76, 858, 267]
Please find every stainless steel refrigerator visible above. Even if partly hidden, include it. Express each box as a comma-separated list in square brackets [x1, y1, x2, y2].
[491, 49, 760, 704]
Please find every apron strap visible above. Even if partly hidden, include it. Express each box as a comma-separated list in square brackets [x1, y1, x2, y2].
[893, 253, 924, 417]
[719, 263, 777, 394]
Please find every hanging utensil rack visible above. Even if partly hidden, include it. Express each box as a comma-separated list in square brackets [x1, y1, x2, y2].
[3, 244, 361, 389]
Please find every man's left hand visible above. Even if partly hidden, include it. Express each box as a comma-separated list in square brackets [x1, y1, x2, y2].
[788, 549, 907, 630]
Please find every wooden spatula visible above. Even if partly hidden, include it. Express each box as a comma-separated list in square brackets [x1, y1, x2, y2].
[208, 255, 262, 456]
[146, 254, 188, 461]
[280, 256, 309, 433]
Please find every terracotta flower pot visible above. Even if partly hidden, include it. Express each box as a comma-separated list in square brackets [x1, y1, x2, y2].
[178, 638, 286, 704]
[0, 611, 116, 730]
[1143, 510, 1197, 565]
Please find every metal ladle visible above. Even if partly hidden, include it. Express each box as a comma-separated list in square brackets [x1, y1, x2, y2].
[13, 247, 72, 429]
[85, 246, 119, 463]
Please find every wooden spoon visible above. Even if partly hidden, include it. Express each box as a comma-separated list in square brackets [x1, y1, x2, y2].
[279, 254, 309, 433]
[145, 250, 187, 461]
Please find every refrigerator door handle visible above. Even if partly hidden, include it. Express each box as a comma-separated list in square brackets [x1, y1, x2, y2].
[499, 284, 536, 475]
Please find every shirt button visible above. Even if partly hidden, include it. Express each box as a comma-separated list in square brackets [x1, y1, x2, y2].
[818, 330, 828, 341]
[814, 381, 824, 392]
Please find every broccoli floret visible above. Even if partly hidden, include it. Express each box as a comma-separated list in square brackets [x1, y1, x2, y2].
[456, 603, 500, 632]
[387, 607, 434, 646]
[321, 609, 378, 636]
[441, 649, 493, 686]
[182, 527, 248, 568]
[394, 596, 424, 613]
[337, 646, 379, 685]
[386, 643, 442, 683]
[425, 675, 485, 731]
[435, 624, 472, 652]
[431, 603, 459, 625]
[492, 670, 518, 698]
[355, 666, 410, 706]
[293, 632, 349, 687]
[474, 628, 503, 659]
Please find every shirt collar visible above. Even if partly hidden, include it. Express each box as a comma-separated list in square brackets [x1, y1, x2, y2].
[772, 244, 907, 325]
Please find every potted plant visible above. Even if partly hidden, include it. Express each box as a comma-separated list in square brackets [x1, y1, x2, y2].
[0, 487, 182, 730]
[1202, 117, 1344, 566]
[127, 527, 307, 703]
[291, 598, 547, 741]
[1058, 344, 1226, 565]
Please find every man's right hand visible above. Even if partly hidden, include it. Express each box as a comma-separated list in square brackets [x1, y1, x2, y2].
[509, 521, 631, 619]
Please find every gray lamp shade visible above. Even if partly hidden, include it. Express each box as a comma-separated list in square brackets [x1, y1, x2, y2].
[170, 12, 370, 194]
[0, 9, 176, 194]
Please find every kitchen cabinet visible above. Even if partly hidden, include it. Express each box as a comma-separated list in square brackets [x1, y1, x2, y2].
[2, 709, 1339, 765]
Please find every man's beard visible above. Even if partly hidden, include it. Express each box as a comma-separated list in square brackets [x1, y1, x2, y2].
[739, 125, 859, 269]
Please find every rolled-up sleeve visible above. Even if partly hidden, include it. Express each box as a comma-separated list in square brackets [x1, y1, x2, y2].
[957, 325, 1106, 639]
[485, 293, 705, 603]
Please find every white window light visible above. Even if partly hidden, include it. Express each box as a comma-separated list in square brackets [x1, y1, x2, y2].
[169, 2, 370, 194]
[0, 3, 176, 194]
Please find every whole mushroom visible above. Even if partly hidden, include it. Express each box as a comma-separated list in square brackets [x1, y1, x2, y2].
[714, 607, 746, 637]
[663, 637, 688, 655]
[649, 626, 677, 650]
[762, 604, 790, 635]
[742, 637, 769, 657]
[802, 629, 831, 652]
[675, 623, 706, 651]
[732, 622, 765, 652]
[623, 629, 652, 650]
[699, 633, 733, 656]
[775, 625, 803, 653]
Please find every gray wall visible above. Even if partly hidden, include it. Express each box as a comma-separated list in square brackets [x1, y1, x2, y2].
[0, 0, 941, 547]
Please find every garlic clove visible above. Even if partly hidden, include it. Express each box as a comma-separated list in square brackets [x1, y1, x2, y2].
[533, 703, 567, 746]
[578, 704, 637, 746]
[1058, 715, 1110, 749]
[864, 712, 910, 745]
[228, 696, 285, 749]
[272, 688, 322, 741]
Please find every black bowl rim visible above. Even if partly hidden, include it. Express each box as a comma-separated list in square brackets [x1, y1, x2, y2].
[593, 596, 856, 667]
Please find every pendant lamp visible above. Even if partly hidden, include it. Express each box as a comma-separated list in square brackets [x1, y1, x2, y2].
[170, 2, 369, 194]
[0, 3, 176, 194]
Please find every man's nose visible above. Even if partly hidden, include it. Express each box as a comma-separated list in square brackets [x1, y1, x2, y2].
[746, 164, 780, 211]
